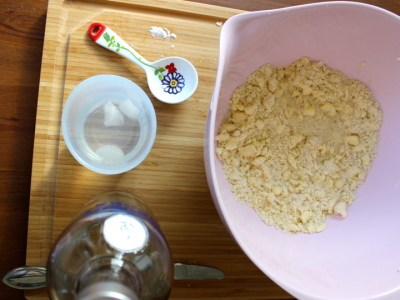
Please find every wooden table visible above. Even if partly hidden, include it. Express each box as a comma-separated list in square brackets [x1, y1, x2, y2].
[1, 0, 400, 299]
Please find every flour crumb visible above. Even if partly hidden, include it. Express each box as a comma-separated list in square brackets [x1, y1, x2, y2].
[216, 57, 382, 234]
[359, 61, 367, 70]
[216, 22, 223, 27]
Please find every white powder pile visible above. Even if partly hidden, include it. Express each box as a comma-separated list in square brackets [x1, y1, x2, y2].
[216, 57, 382, 234]
[149, 26, 177, 39]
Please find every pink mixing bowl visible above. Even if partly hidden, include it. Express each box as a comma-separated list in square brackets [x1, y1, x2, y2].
[205, 2, 400, 299]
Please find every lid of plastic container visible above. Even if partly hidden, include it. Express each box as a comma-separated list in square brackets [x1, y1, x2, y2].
[76, 281, 138, 300]
[103, 214, 149, 253]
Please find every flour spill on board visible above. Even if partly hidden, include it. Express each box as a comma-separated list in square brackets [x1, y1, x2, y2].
[149, 27, 177, 39]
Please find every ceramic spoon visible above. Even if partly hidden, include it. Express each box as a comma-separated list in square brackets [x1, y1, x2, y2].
[88, 23, 198, 104]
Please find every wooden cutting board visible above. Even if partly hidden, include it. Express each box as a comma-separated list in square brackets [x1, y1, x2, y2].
[25, 0, 294, 299]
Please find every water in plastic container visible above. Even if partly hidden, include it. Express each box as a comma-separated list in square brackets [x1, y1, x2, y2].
[75, 97, 148, 165]
[62, 75, 157, 174]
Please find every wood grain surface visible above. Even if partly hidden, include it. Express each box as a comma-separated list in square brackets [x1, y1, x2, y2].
[1, 0, 400, 300]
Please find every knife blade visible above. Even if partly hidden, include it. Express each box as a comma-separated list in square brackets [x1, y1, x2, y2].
[3, 263, 224, 290]
[173, 263, 224, 280]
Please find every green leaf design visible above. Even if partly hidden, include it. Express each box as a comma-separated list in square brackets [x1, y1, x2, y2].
[101, 33, 164, 75]
[103, 32, 111, 42]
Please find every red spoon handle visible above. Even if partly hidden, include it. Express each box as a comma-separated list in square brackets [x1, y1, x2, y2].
[88, 23, 106, 41]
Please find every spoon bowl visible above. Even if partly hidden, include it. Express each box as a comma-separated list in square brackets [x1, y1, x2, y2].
[88, 23, 198, 104]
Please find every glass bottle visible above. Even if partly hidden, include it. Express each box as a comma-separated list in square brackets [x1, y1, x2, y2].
[46, 191, 173, 300]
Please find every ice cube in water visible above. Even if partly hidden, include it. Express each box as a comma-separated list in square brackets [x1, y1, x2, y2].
[103, 101, 124, 127]
[96, 145, 125, 164]
[119, 99, 139, 121]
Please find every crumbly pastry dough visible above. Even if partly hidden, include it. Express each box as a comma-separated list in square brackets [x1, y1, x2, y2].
[216, 57, 382, 234]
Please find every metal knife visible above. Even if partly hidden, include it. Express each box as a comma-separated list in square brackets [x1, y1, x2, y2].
[3, 263, 224, 290]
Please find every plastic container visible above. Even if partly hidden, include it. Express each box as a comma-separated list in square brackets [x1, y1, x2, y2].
[46, 191, 173, 300]
[62, 75, 157, 174]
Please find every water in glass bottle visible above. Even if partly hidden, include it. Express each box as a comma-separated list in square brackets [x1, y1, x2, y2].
[46, 191, 173, 300]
